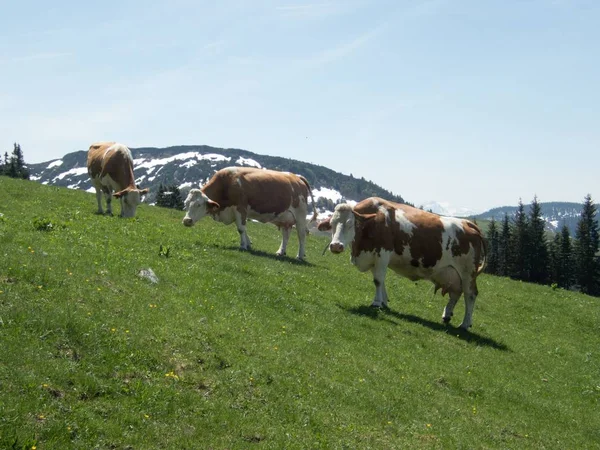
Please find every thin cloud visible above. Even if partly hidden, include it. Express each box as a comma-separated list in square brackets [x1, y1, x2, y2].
[297, 22, 387, 68]
[276, 1, 364, 19]
[6, 52, 72, 64]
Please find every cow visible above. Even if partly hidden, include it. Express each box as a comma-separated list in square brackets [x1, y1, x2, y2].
[318, 197, 487, 329]
[182, 167, 317, 260]
[87, 142, 149, 218]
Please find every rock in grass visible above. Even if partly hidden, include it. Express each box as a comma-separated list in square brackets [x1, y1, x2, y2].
[138, 268, 158, 284]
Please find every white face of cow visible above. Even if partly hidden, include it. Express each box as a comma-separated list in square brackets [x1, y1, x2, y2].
[320, 204, 356, 254]
[182, 189, 220, 227]
[114, 188, 149, 218]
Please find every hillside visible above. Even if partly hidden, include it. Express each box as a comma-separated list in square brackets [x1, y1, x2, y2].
[1, 177, 599, 448]
[474, 201, 598, 235]
[27, 144, 405, 212]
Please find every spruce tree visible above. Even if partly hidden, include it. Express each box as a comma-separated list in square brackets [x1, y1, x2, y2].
[0, 151, 7, 175]
[549, 232, 562, 286]
[510, 199, 529, 280]
[574, 194, 600, 295]
[7, 143, 29, 179]
[485, 219, 499, 274]
[498, 213, 512, 276]
[528, 196, 549, 284]
[558, 225, 573, 289]
[156, 184, 184, 210]
[156, 183, 167, 207]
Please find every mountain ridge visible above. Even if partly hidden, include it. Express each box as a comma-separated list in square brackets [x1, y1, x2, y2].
[28, 144, 405, 217]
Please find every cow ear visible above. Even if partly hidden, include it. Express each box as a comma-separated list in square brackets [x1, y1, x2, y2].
[113, 189, 128, 199]
[207, 199, 220, 212]
[317, 218, 332, 231]
[139, 188, 150, 195]
[352, 211, 377, 223]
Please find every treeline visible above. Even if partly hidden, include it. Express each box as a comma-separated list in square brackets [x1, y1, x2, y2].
[0, 143, 29, 179]
[485, 195, 600, 297]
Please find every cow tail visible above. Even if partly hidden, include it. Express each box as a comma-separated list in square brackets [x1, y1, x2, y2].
[477, 233, 488, 275]
[298, 175, 318, 224]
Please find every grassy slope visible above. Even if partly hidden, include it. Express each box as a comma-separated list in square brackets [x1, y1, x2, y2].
[0, 177, 599, 449]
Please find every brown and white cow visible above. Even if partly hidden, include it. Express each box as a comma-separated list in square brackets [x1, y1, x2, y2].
[183, 167, 317, 260]
[87, 142, 149, 218]
[318, 197, 487, 329]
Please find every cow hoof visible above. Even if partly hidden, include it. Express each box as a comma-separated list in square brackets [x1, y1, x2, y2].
[276, 252, 286, 257]
[370, 304, 383, 309]
[458, 323, 472, 330]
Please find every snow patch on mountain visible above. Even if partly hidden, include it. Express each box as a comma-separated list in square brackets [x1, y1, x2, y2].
[135, 152, 231, 170]
[52, 167, 88, 182]
[47, 160, 63, 169]
[419, 201, 480, 217]
[236, 157, 261, 168]
[313, 187, 343, 203]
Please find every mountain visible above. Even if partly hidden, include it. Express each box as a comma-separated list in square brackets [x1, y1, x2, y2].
[419, 201, 481, 218]
[27, 144, 404, 217]
[473, 202, 596, 235]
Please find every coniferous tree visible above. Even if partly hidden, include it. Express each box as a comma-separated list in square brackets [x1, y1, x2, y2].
[549, 231, 562, 286]
[156, 183, 167, 207]
[510, 199, 529, 280]
[528, 196, 549, 284]
[558, 225, 574, 289]
[574, 194, 600, 295]
[6, 143, 29, 179]
[156, 183, 184, 210]
[485, 219, 499, 274]
[498, 213, 512, 276]
[0, 151, 7, 175]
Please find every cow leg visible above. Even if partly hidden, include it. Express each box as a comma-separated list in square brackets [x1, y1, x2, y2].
[94, 188, 104, 214]
[442, 291, 461, 324]
[276, 226, 291, 257]
[295, 220, 307, 260]
[103, 186, 113, 215]
[235, 211, 251, 250]
[371, 254, 390, 308]
[459, 279, 479, 329]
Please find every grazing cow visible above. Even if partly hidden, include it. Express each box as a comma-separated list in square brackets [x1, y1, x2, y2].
[183, 167, 317, 260]
[87, 142, 149, 218]
[318, 197, 487, 329]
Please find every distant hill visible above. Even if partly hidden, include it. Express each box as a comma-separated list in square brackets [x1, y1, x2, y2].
[473, 202, 597, 235]
[28, 144, 405, 216]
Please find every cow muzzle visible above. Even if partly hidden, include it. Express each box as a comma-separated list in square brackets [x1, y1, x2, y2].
[330, 242, 345, 254]
[182, 217, 194, 227]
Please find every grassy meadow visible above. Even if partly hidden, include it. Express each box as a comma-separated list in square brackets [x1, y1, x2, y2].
[0, 176, 599, 449]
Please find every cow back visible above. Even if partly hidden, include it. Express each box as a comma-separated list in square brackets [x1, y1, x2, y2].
[203, 167, 309, 215]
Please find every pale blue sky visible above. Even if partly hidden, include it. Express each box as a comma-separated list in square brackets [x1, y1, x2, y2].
[1, 0, 598, 211]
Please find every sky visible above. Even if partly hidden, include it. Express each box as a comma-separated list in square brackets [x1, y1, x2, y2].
[1, 0, 598, 211]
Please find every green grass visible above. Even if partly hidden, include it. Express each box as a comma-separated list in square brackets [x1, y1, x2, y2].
[1, 177, 599, 449]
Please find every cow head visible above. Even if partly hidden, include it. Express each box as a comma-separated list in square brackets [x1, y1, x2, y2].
[320, 204, 380, 254]
[113, 187, 150, 218]
[182, 189, 220, 227]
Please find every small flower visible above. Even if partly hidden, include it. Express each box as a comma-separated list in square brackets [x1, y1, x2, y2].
[125, 330, 130, 333]
[144, 414, 150, 419]
[426, 423, 432, 428]
[111, 328, 116, 332]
